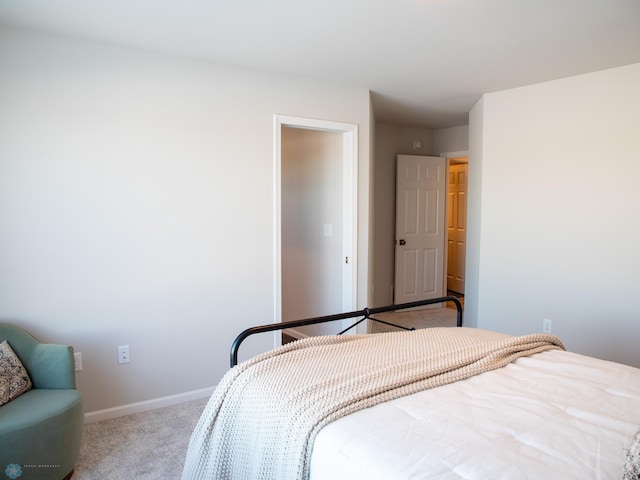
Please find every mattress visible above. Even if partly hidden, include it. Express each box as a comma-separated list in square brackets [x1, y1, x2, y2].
[310, 349, 640, 479]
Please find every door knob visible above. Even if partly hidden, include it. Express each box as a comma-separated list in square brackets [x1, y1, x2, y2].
[399, 239, 406, 246]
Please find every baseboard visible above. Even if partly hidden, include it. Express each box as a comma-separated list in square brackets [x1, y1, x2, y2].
[283, 327, 309, 340]
[84, 386, 215, 424]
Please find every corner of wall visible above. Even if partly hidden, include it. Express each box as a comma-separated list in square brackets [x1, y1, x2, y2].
[463, 96, 485, 329]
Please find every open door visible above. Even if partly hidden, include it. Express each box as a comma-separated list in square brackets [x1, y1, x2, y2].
[447, 161, 468, 294]
[394, 155, 446, 305]
[274, 115, 358, 343]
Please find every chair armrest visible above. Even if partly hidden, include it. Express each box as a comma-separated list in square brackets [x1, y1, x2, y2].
[28, 343, 76, 389]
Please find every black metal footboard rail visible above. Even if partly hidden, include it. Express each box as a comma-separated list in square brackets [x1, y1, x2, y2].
[230, 296, 463, 367]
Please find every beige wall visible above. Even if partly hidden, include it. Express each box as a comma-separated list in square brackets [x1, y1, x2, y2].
[372, 123, 470, 308]
[372, 123, 433, 306]
[0, 27, 372, 415]
[433, 125, 469, 155]
[467, 63, 640, 367]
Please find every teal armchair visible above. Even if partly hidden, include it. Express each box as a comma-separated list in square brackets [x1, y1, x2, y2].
[0, 323, 83, 480]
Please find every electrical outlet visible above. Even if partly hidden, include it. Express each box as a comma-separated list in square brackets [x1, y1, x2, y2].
[542, 318, 552, 334]
[118, 345, 130, 364]
[74, 352, 83, 372]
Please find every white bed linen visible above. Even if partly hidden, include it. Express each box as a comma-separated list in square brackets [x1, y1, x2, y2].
[310, 350, 640, 480]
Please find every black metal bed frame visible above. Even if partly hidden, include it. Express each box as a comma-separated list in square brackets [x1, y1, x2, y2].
[230, 295, 463, 367]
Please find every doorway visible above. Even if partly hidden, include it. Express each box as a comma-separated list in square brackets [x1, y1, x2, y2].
[394, 155, 447, 305]
[274, 115, 358, 344]
[446, 156, 468, 297]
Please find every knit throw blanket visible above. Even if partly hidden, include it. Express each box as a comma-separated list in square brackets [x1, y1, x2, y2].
[182, 327, 564, 480]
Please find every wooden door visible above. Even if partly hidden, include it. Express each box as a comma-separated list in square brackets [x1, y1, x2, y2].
[447, 163, 467, 294]
[394, 155, 446, 305]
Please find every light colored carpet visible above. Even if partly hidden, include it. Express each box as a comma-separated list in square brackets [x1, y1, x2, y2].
[73, 398, 208, 480]
[369, 306, 459, 333]
[74, 304, 462, 478]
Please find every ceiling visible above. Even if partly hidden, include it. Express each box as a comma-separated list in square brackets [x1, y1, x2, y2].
[1, 0, 639, 129]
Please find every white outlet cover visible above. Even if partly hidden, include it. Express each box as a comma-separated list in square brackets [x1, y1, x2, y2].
[118, 345, 130, 364]
[74, 352, 82, 372]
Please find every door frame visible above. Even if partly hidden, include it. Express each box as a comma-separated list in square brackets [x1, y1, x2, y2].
[274, 115, 358, 344]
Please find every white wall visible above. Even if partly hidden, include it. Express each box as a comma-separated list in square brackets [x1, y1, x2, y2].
[0, 28, 372, 414]
[467, 63, 640, 367]
[372, 123, 433, 306]
[464, 99, 484, 329]
[281, 128, 344, 336]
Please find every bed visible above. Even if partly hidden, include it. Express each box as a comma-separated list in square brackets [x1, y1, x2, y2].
[182, 297, 640, 480]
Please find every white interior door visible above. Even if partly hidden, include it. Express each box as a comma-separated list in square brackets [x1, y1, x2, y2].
[447, 163, 468, 294]
[394, 155, 446, 305]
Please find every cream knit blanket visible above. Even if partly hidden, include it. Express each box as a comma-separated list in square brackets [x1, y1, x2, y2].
[182, 327, 564, 480]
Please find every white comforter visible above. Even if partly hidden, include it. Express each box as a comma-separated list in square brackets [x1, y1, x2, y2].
[310, 349, 640, 479]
